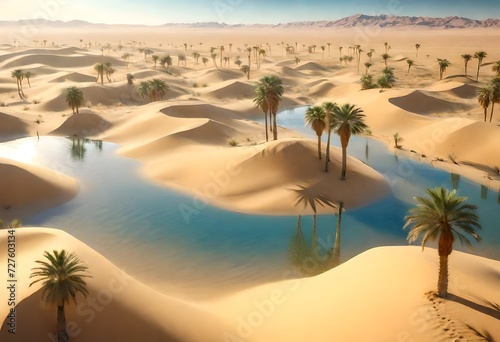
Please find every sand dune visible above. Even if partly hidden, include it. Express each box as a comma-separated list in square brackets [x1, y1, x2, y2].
[427, 81, 479, 99]
[0, 158, 78, 220]
[213, 246, 500, 342]
[389, 90, 471, 115]
[203, 80, 256, 100]
[49, 71, 96, 83]
[0, 112, 29, 141]
[50, 113, 112, 137]
[1, 53, 126, 70]
[305, 80, 337, 98]
[189, 68, 243, 84]
[0, 228, 226, 342]
[294, 61, 331, 74]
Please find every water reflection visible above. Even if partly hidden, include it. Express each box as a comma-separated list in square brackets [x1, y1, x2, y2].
[450, 173, 461, 190]
[68, 137, 103, 161]
[481, 185, 489, 200]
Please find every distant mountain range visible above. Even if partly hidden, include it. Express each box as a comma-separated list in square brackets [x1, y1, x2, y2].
[2, 14, 500, 29]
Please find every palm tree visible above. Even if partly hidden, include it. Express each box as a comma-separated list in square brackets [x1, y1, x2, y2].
[338, 46, 343, 61]
[126, 73, 134, 86]
[461, 54, 472, 77]
[384, 42, 389, 53]
[364, 62, 372, 75]
[254, 85, 270, 142]
[305, 106, 326, 159]
[24, 71, 33, 88]
[438, 58, 451, 80]
[407, 59, 414, 74]
[137, 79, 168, 102]
[360, 74, 374, 90]
[403, 187, 481, 298]
[474, 51, 487, 81]
[152, 55, 159, 66]
[161, 55, 172, 72]
[202, 57, 209, 67]
[11, 69, 24, 98]
[65, 87, 85, 114]
[103, 62, 114, 82]
[323, 102, 337, 172]
[178, 54, 186, 66]
[488, 77, 500, 122]
[415, 43, 421, 57]
[137, 81, 151, 100]
[241, 65, 250, 80]
[93, 63, 104, 86]
[330, 104, 368, 180]
[30, 250, 91, 342]
[192, 52, 200, 63]
[378, 73, 395, 91]
[211, 53, 219, 70]
[492, 60, 500, 76]
[219, 45, 225, 68]
[382, 53, 390, 66]
[477, 85, 492, 122]
[256, 76, 284, 141]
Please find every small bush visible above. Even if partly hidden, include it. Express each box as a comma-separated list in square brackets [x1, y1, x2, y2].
[32, 99, 41, 104]
[23, 106, 30, 111]
[0, 101, 6, 107]
[193, 83, 199, 88]
[203, 84, 208, 88]
[493, 166, 499, 174]
[393, 132, 403, 149]
[228, 139, 238, 147]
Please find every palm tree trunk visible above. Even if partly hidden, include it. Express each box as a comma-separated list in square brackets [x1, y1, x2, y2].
[437, 254, 449, 298]
[273, 113, 278, 140]
[333, 202, 343, 259]
[317, 134, 322, 159]
[341, 145, 347, 180]
[484, 107, 488, 122]
[490, 102, 495, 122]
[264, 110, 269, 142]
[477, 62, 481, 82]
[312, 214, 318, 256]
[324, 130, 332, 172]
[56, 305, 69, 342]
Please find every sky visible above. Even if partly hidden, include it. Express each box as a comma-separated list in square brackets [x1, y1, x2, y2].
[1, 0, 499, 25]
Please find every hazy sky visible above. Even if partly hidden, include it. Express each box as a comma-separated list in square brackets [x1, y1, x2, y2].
[2, 0, 499, 25]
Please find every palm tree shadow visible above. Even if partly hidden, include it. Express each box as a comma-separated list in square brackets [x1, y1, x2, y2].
[447, 293, 500, 320]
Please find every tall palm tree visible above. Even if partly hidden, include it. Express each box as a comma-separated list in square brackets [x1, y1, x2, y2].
[65, 87, 85, 114]
[93, 63, 104, 86]
[30, 250, 91, 342]
[152, 55, 159, 66]
[461, 54, 472, 77]
[403, 187, 481, 298]
[492, 60, 500, 76]
[477, 85, 491, 122]
[103, 62, 114, 82]
[11, 69, 24, 98]
[330, 104, 368, 180]
[474, 51, 487, 81]
[149, 78, 168, 101]
[161, 55, 172, 72]
[241, 65, 250, 80]
[178, 54, 186, 67]
[137, 81, 151, 100]
[256, 76, 284, 141]
[323, 102, 337, 172]
[438, 58, 451, 80]
[219, 45, 225, 68]
[488, 77, 500, 122]
[415, 43, 421, 57]
[305, 106, 326, 159]
[24, 71, 33, 88]
[364, 62, 372, 75]
[201, 57, 209, 67]
[254, 85, 270, 142]
[382, 53, 390, 66]
[407, 59, 414, 74]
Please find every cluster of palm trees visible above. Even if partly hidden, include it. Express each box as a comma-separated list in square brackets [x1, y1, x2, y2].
[136, 79, 168, 102]
[254, 76, 284, 141]
[305, 103, 368, 179]
[477, 77, 500, 122]
[437, 58, 451, 80]
[65, 87, 85, 114]
[11, 69, 33, 99]
[360, 67, 395, 91]
[93, 62, 115, 86]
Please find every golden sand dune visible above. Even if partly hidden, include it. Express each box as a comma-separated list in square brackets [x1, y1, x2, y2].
[0, 159, 78, 220]
[0, 228, 226, 342]
[213, 246, 500, 342]
[427, 81, 479, 99]
[187, 68, 244, 84]
[388, 90, 471, 115]
[305, 80, 337, 97]
[48, 71, 97, 83]
[0, 112, 29, 140]
[1, 53, 125, 70]
[203, 80, 256, 100]
[50, 113, 112, 137]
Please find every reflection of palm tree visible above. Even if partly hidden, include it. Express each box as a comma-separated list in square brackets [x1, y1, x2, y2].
[332, 202, 344, 263]
[450, 173, 460, 190]
[288, 216, 314, 275]
[70, 137, 87, 161]
[481, 185, 488, 200]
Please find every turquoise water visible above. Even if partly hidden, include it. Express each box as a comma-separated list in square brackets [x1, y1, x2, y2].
[1, 109, 498, 298]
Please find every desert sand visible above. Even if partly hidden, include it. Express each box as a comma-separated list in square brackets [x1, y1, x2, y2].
[0, 23, 499, 341]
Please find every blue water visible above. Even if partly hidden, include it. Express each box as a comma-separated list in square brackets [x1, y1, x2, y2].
[1, 108, 498, 298]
